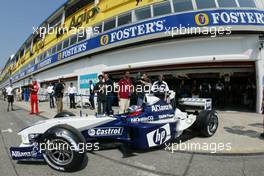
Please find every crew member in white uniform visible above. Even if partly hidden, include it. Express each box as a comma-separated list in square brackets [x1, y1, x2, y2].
[68, 83, 77, 109]
[6, 84, 14, 111]
[151, 75, 170, 101]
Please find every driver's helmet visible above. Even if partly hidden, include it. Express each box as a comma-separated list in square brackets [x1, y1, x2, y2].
[127, 105, 143, 114]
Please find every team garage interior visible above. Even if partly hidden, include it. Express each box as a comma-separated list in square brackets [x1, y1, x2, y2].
[107, 61, 256, 112]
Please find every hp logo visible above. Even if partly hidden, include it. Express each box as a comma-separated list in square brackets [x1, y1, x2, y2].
[153, 128, 167, 145]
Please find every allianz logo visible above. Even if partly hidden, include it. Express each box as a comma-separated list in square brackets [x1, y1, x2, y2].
[11, 151, 32, 158]
[151, 104, 172, 112]
[88, 127, 123, 136]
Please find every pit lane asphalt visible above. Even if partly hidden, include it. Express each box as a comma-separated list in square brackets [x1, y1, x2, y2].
[0, 100, 264, 176]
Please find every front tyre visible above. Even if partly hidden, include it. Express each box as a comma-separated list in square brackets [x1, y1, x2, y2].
[41, 126, 86, 172]
[197, 110, 219, 137]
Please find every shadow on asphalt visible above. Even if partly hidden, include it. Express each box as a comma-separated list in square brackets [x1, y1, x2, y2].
[16, 155, 89, 172]
[116, 130, 198, 158]
[223, 125, 261, 139]
[248, 123, 263, 128]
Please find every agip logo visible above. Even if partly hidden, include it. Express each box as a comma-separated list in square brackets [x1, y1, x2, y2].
[195, 13, 209, 26]
[100, 34, 109, 46]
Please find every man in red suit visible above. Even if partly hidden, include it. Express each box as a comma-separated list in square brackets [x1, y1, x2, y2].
[30, 80, 39, 115]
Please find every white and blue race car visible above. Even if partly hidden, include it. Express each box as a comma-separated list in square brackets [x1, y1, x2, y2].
[10, 93, 218, 172]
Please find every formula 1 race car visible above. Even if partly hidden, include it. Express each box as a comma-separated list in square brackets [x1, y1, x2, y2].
[10, 93, 218, 172]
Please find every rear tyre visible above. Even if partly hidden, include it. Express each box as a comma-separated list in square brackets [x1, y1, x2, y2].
[41, 125, 86, 171]
[196, 110, 218, 137]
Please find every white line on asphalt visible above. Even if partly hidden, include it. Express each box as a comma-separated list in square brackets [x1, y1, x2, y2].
[1, 128, 13, 133]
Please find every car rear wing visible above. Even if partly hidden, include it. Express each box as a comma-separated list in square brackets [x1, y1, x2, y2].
[178, 98, 212, 110]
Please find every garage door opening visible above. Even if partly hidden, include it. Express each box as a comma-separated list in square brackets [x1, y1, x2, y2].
[107, 62, 256, 112]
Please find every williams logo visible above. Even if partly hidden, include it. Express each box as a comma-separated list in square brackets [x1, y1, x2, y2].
[147, 124, 171, 147]
[100, 34, 109, 46]
[195, 13, 209, 26]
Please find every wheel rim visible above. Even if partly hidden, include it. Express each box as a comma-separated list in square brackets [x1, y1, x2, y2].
[46, 139, 74, 166]
[207, 114, 218, 134]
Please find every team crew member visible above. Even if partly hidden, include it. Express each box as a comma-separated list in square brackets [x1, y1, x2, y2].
[54, 79, 65, 113]
[47, 83, 55, 109]
[104, 73, 114, 115]
[118, 71, 133, 114]
[136, 73, 151, 106]
[261, 76, 264, 138]
[29, 80, 39, 115]
[89, 80, 95, 110]
[68, 83, 77, 109]
[151, 75, 169, 101]
[6, 84, 14, 111]
[94, 75, 107, 115]
[2, 88, 7, 101]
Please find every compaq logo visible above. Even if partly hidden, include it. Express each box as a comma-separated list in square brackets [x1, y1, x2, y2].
[151, 105, 172, 112]
[195, 13, 209, 26]
[88, 127, 123, 136]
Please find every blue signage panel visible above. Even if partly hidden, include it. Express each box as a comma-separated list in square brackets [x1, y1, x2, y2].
[79, 73, 98, 89]
[13, 9, 264, 81]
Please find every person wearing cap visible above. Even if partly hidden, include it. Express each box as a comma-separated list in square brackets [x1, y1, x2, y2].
[29, 80, 39, 115]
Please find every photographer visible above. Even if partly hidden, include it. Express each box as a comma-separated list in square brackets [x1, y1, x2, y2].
[136, 73, 151, 106]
